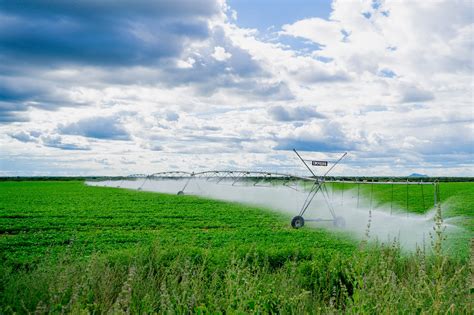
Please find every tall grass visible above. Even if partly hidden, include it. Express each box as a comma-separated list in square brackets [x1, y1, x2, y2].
[1, 224, 471, 313]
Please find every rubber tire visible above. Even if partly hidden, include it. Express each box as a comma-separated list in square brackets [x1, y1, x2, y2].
[291, 216, 305, 229]
[177, 191, 184, 195]
[333, 216, 346, 228]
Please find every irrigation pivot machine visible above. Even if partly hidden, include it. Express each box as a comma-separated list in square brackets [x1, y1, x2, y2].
[105, 149, 440, 229]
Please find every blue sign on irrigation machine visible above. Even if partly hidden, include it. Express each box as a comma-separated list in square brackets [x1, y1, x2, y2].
[311, 161, 328, 166]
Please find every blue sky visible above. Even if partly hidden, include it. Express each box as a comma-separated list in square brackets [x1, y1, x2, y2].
[228, 0, 332, 30]
[0, 0, 473, 176]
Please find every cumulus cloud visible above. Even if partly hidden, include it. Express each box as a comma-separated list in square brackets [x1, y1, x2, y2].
[0, 0, 219, 67]
[211, 46, 232, 61]
[59, 116, 130, 140]
[165, 111, 180, 122]
[399, 85, 435, 103]
[273, 121, 358, 152]
[42, 135, 91, 151]
[282, 0, 473, 80]
[0, 0, 224, 123]
[0, 0, 292, 126]
[8, 131, 38, 143]
[0, 109, 29, 123]
[281, 17, 343, 46]
[0, 80, 42, 123]
[274, 138, 353, 152]
[268, 105, 325, 122]
[408, 124, 474, 156]
[153, 25, 275, 96]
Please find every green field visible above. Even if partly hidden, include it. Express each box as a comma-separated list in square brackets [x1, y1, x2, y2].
[328, 181, 474, 230]
[0, 181, 472, 313]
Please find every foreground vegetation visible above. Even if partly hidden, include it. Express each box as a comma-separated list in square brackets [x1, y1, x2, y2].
[0, 181, 472, 313]
[2, 238, 470, 313]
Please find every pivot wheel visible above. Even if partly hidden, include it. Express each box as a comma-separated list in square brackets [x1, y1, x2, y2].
[291, 216, 305, 229]
[177, 191, 184, 195]
[333, 216, 346, 228]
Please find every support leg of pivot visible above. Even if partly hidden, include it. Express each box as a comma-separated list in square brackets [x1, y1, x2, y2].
[178, 176, 193, 195]
[333, 216, 346, 228]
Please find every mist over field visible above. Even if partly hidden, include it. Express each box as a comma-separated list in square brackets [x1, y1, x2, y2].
[88, 179, 459, 251]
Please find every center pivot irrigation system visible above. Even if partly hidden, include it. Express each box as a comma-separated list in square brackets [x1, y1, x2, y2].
[111, 150, 440, 229]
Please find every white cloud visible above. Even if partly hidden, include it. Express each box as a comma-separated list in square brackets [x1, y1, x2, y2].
[176, 57, 196, 69]
[211, 46, 232, 61]
[281, 17, 342, 46]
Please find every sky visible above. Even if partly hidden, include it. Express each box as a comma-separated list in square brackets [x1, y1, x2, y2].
[0, 0, 473, 177]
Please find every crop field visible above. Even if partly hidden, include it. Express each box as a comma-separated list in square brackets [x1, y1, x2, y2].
[329, 181, 473, 217]
[329, 181, 474, 236]
[0, 180, 472, 313]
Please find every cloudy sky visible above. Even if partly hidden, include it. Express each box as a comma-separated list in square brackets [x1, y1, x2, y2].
[0, 0, 473, 176]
